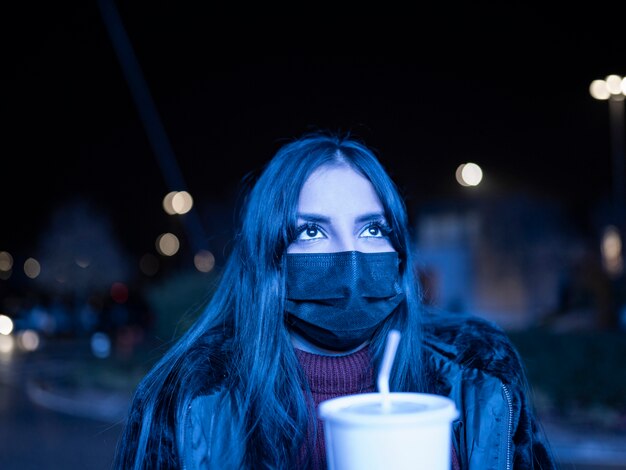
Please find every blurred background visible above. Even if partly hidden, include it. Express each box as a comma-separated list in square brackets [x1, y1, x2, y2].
[1, 3, 626, 469]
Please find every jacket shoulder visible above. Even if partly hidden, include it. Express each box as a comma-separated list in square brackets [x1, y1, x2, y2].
[421, 308, 525, 385]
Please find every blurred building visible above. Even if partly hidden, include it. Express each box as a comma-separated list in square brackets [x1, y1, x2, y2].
[414, 193, 591, 330]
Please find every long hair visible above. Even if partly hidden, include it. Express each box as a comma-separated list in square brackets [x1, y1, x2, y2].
[113, 131, 428, 469]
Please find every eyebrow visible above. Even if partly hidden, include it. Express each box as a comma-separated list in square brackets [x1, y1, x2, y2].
[296, 212, 387, 224]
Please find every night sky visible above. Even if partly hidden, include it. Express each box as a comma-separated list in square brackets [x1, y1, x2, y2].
[3, 4, 626, 264]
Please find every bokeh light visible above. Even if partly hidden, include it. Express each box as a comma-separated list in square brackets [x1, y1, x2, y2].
[163, 190, 194, 215]
[590, 75, 626, 100]
[456, 164, 469, 187]
[156, 233, 180, 256]
[91, 332, 111, 358]
[601, 225, 623, 277]
[0, 314, 14, 335]
[194, 250, 215, 273]
[0, 251, 13, 271]
[24, 257, 41, 279]
[18, 330, 40, 351]
[589, 79, 610, 100]
[162, 191, 178, 215]
[111, 282, 129, 303]
[172, 191, 193, 214]
[605, 74, 623, 95]
[456, 163, 483, 187]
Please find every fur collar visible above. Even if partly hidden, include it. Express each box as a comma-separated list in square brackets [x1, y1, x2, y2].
[421, 308, 526, 386]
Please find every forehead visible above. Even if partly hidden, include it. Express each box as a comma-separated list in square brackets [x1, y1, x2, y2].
[296, 164, 384, 213]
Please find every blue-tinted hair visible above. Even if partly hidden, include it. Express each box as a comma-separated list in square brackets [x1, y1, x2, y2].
[114, 131, 428, 469]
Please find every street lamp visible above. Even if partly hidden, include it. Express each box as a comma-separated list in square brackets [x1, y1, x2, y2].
[590, 75, 626, 278]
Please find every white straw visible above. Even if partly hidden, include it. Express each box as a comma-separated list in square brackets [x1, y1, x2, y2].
[377, 329, 401, 412]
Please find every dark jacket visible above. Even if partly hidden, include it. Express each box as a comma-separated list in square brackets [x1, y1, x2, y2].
[421, 311, 556, 469]
[180, 312, 557, 469]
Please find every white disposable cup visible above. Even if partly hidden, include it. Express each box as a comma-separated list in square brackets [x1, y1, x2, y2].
[318, 392, 459, 470]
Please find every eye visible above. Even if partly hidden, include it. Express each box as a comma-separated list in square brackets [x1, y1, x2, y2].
[360, 221, 391, 238]
[296, 223, 325, 241]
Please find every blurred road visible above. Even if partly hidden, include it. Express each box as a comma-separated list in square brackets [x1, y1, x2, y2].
[0, 337, 625, 469]
[544, 417, 626, 469]
[0, 338, 125, 470]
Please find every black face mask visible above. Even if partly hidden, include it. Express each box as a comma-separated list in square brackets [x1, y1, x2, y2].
[284, 251, 405, 352]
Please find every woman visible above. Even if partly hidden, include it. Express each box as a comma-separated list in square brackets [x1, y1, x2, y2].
[114, 131, 556, 469]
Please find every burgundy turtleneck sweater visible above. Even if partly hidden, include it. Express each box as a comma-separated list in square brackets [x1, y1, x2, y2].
[295, 345, 461, 470]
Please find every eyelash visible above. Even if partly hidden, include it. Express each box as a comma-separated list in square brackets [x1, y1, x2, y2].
[363, 220, 392, 237]
[295, 223, 323, 240]
[294, 220, 392, 240]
